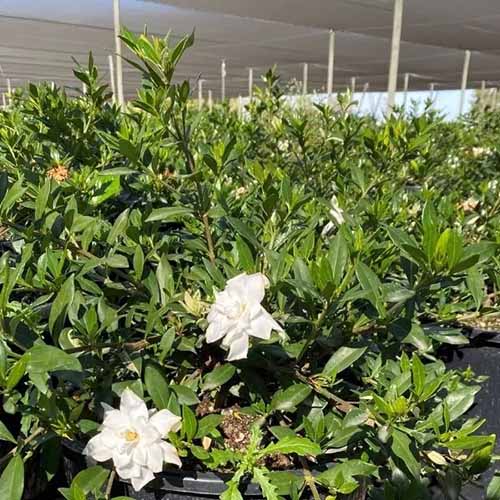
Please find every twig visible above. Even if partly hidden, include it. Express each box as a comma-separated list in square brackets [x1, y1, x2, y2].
[0, 427, 45, 466]
[64, 335, 162, 354]
[299, 457, 321, 500]
[202, 213, 216, 265]
[105, 469, 116, 499]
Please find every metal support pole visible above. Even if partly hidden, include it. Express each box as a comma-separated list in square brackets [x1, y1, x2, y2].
[51, 81, 55, 91]
[480, 80, 486, 112]
[208, 90, 213, 111]
[198, 80, 203, 110]
[221, 60, 226, 102]
[248, 67, 253, 101]
[82, 82, 87, 94]
[238, 95, 243, 119]
[326, 29, 335, 103]
[429, 83, 435, 103]
[402, 72, 410, 110]
[1, 93, 6, 109]
[302, 63, 308, 96]
[459, 49, 471, 115]
[108, 54, 116, 103]
[387, 0, 404, 112]
[359, 82, 369, 110]
[6, 78, 12, 106]
[113, 0, 125, 109]
[351, 77, 357, 94]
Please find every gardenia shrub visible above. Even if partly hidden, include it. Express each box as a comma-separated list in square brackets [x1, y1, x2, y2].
[0, 28, 499, 500]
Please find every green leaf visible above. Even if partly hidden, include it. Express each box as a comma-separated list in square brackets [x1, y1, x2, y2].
[144, 363, 172, 410]
[260, 436, 321, 457]
[317, 460, 377, 488]
[202, 364, 236, 391]
[355, 262, 384, 312]
[171, 384, 199, 405]
[253, 468, 279, 500]
[6, 357, 27, 391]
[35, 179, 51, 220]
[71, 465, 109, 495]
[195, 414, 223, 439]
[444, 386, 479, 421]
[487, 474, 500, 500]
[0, 420, 16, 444]
[221, 481, 243, 500]
[26, 345, 81, 374]
[182, 405, 197, 441]
[391, 429, 420, 478]
[48, 274, 75, 334]
[466, 266, 484, 310]
[146, 207, 193, 222]
[323, 346, 366, 378]
[328, 232, 349, 286]
[270, 383, 311, 412]
[411, 354, 425, 398]
[107, 208, 129, 244]
[0, 455, 24, 500]
[0, 178, 26, 217]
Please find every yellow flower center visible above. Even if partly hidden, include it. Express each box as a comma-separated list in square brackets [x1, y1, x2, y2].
[124, 430, 139, 442]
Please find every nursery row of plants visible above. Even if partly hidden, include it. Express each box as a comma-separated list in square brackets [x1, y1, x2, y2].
[0, 29, 500, 500]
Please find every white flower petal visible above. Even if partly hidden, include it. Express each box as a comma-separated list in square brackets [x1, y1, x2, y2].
[116, 460, 141, 480]
[130, 466, 155, 491]
[206, 319, 228, 343]
[83, 434, 113, 462]
[226, 273, 267, 305]
[131, 445, 147, 466]
[113, 449, 134, 470]
[226, 333, 249, 361]
[102, 409, 129, 430]
[150, 410, 182, 436]
[249, 308, 283, 339]
[120, 388, 148, 420]
[147, 444, 164, 473]
[160, 441, 182, 467]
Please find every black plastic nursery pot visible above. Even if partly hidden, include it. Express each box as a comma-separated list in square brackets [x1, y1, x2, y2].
[123, 469, 266, 500]
[62, 440, 275, 500]
[440, 328, 500, 498]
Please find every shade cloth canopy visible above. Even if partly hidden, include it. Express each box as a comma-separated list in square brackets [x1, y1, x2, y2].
[0, 0, 499, 98]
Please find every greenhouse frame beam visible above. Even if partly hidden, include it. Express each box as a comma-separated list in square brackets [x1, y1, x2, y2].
[459, 50, 471, 115]
[198, 79, 204, 110]
[387, 0, 404, 112]
[108, 54, 116, 103]
[326, 30, 335, 102]
[248, 67, 253, 101]
[208, 89, 213, 111]
[403, 72, 410, 110]
[303, 62, 308, 95]
[113, 0, 125, 108]
[221, 59, 226, 101]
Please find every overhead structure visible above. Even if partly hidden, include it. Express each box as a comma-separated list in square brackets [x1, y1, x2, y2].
[387, 0, 404, 112]
[0, 0, 499, 99]
[112, 0, 125, 108]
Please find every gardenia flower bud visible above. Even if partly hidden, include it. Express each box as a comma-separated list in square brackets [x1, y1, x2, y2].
[206, 273, 283, 361]
[83, 389, 182, 491]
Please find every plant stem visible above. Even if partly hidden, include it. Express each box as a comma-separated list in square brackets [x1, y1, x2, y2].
[105, 469, 116, 499]
[64, 335, 162, 354]
[202, 213, 216, 264]
[0, 427, 45, 466]
[299, 457, 321, 500]
[297, 304, 329, 362]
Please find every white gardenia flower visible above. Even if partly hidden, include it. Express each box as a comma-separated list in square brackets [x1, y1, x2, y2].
[83, 389, 182, 492]
[321, 194, 345, 237]
[206, 273, 283, 361]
